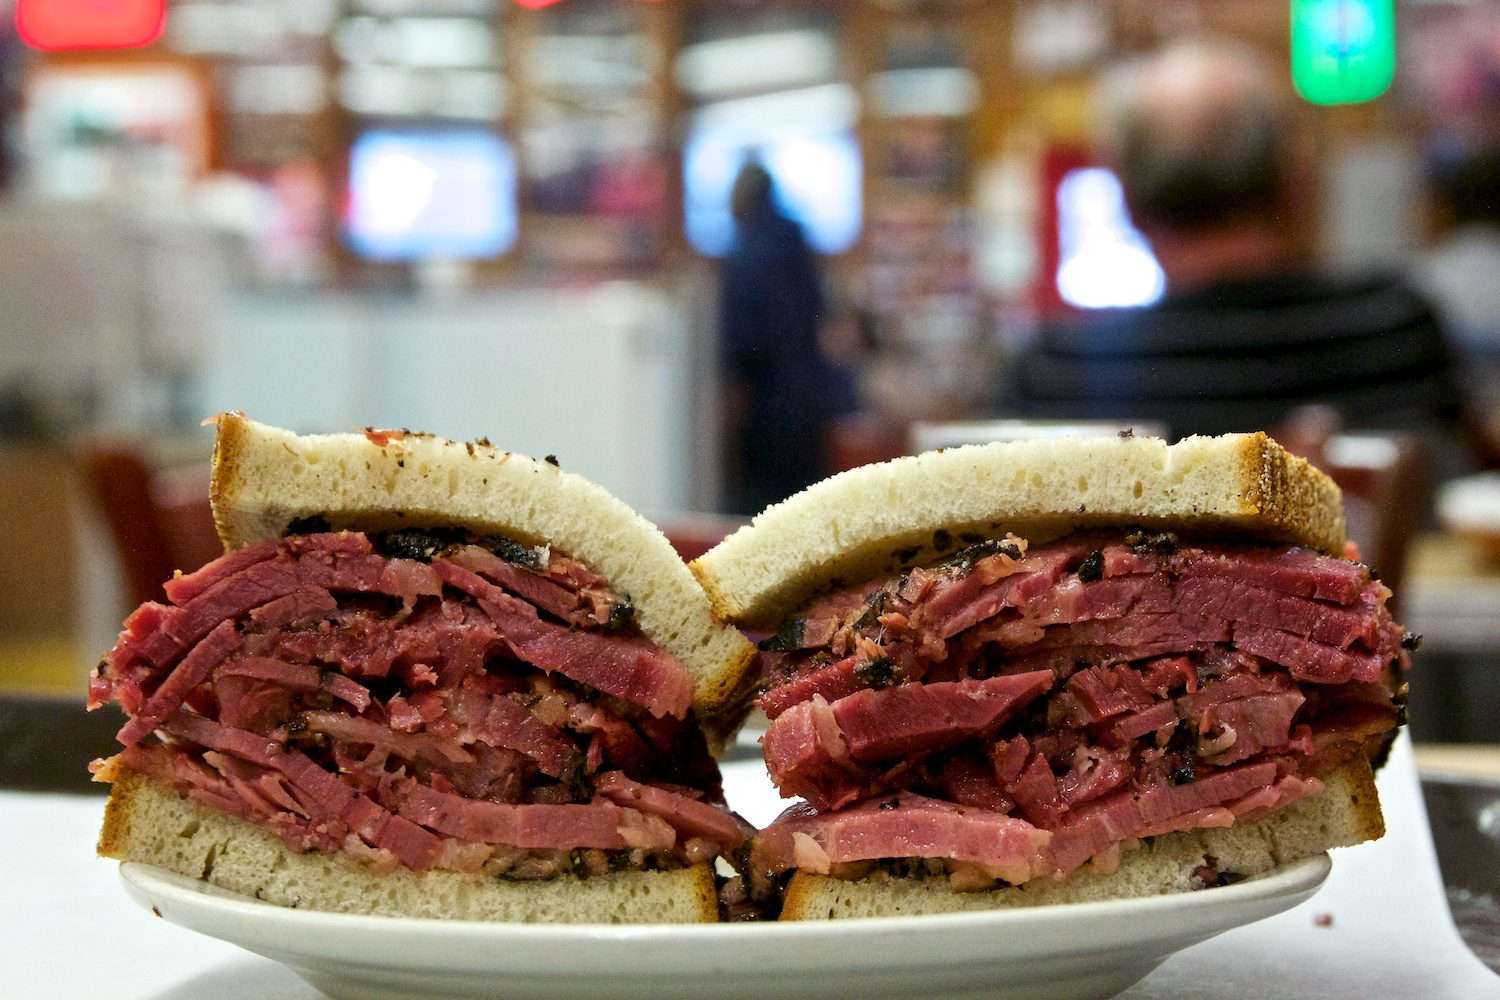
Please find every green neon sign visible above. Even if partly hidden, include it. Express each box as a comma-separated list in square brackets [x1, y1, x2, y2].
[1290, 0, 1395, 105]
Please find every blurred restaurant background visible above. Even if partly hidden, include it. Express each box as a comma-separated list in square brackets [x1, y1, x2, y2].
[1, 0, 1500, 765]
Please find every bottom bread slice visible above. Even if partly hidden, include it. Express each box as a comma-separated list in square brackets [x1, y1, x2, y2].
[99, 769, 719, 923]
[781, 758, 1382, 920]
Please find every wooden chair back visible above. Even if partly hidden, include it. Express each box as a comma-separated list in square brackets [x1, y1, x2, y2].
[79, 447, 219, 608]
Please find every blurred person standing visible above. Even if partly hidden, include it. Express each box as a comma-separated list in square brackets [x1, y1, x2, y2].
[1009, 39, 1463, 441]
[719, 161, 852, 515]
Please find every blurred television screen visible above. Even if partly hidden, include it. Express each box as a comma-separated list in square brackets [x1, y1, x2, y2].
[343, 129, 516, 261]
[683, 127, 862, 257]
[1054, 166, 1164, 309]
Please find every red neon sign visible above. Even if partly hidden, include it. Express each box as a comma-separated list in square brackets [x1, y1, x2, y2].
[17, 0, 166, 52]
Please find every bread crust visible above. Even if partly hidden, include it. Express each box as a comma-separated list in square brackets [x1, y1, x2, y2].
[691, 432, 1345, 629]
[207, 413, 754, 721]
[99, 768, 720, 923]
[778, 759, 1382, 920]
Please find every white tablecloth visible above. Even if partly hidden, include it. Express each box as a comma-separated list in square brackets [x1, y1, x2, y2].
[2, 735, 1494, 999]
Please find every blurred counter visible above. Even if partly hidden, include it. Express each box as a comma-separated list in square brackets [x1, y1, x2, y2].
[1402, 533, 1500, 743]
[1416, 745, 1500, 781]
[1404, 534, 1500, 655]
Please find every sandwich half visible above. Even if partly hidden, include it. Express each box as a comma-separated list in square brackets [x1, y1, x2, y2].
[91, 413, 757, 923]
[690, 433, 1410, 919]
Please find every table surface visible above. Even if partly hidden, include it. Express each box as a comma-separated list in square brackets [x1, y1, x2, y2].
[1415, 744, 1500, 781]
[3, 735, 1495, 1000]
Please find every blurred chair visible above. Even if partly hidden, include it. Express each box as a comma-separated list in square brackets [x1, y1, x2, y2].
[1277, 407, 1425, 604]
[659, 513, 747, 563]
[1301, 435, 1425, 604]
[79, 445, 218, 608]
[153, 463, 221, 570]
[826, 412, 910, 474]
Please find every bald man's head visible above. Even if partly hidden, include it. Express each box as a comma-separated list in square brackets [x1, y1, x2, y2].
[1100, 39, 1298, 232]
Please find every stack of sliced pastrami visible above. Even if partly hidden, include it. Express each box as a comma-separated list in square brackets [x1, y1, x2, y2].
[749, 531, 1411, 894]
[91, 529, 750, 880]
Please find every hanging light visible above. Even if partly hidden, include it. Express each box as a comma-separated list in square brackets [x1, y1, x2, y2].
[1290, 0, 1396, 106]
[16, 0, 166, 52]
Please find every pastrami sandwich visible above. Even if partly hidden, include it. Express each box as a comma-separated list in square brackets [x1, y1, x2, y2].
[91, 413, 756, 923]
[691, 433, 1411, 919]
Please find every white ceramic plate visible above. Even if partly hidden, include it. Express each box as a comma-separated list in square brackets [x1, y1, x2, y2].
[121, 854, 1330, 1000]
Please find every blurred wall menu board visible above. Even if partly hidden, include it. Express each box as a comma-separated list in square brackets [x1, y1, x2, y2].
[22, 62, 208, 200]
[164, 0, 337, 168]
[160, 0, 342, 283]
[518, 1, 667, 269]
[332, 0, 514, 270]
[857, 11, 1004, 425]
[333, 0, 507, 124]
[677, 5, 861, 258]
[864, 20, 978, 316]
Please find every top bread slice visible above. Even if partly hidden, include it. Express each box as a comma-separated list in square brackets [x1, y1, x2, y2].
[691, 432, 1344, 629]
[209, 413, 755, 719]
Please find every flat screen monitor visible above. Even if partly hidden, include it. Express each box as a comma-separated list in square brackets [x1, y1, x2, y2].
[1054, 166, 1164, 309]
[683, 129, 862, 257]
[345, 129, 517, 261]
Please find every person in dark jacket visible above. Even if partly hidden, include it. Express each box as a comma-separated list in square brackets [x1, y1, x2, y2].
[1010, 39, 1462, 440]
[719, 162, 852, 515]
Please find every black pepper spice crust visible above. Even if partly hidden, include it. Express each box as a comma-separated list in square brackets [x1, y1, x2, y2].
[947, 537, 1022, 570]
[1166, 722, 1196, 784]
[1124, 529, 1178, 554]
[375, 528, 461, 562]
[364, 526, 553, 571]
[851, 590, 890, 631]
[759, 618, 806, 652]
[605, 598, 637, 631]
[1077, 550, 1105, 582]
[854, 658, 899, 689]
[479, 534, 547, 570]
